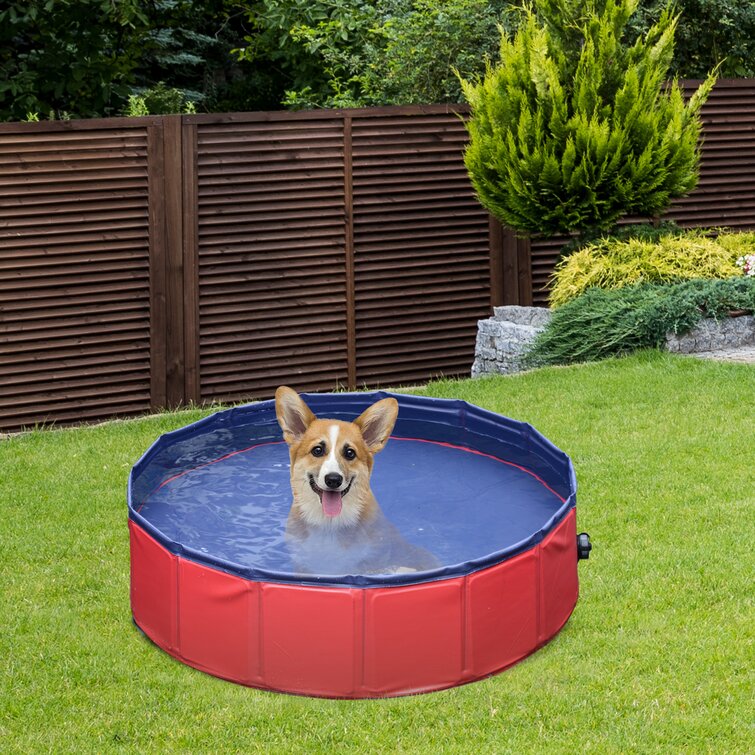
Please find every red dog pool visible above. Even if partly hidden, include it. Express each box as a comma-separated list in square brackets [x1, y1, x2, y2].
[128, 392, 588, 698]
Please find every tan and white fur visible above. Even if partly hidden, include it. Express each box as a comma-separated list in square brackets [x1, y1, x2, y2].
[275, 386, 438, 575]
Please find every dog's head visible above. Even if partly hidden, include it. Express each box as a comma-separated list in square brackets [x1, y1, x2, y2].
[275, 387, 398, 528]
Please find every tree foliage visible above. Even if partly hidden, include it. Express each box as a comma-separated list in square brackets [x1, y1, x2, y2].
[236, 0, 515, 109]
[364, 0, 515, 106]
[0, 0, 272, 120]
[1, 0, 751, 120]
[0, 0, 146, 120]
[237, 0, 752, 111]
[240, 0, 381, 108]
[132, 0, 279, 113]
[461, 0, 716, 238]
[630, 0, 755, 78]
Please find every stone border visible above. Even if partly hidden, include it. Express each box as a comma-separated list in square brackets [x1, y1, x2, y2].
[473, 307, 755, 377]
[665, 314, 755, 354]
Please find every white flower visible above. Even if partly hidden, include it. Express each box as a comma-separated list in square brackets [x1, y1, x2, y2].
[735, 254, 755, 276]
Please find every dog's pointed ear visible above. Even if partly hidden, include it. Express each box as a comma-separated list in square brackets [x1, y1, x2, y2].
[354, 397, 398, 453]
[275, 386, 316, 444]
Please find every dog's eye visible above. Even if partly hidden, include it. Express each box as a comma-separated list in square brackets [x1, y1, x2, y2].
[311, 444, 325, 457]
[342, 446, 356, 461]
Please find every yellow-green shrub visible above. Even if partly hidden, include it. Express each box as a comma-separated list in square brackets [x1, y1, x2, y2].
[548, 230, 754, 307]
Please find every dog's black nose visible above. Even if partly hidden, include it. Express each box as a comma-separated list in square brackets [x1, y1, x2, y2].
[324, 473, 343, 489]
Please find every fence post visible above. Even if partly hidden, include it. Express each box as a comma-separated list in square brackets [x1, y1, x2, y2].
[517, 235, 533, 306]
[161, 115, 186, 407]
[147, 122, 167, 410]
[488, 215, 505, 309]
[182, 120, 200, 405]
[343, 114, 357, 390]
[489, 218, 535, 307]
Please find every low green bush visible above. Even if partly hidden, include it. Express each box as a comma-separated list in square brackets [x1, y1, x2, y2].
[527, 276, 755, 367]
[123, 82, 197, 116]
[548, 228, 755, 307]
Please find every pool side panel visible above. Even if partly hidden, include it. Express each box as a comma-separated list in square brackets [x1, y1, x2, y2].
[130, 520, 177, 653]
[178, 558, 258, 686]
[261, 582, 358, 697]
[465, 547, 539, 679]
[362, 578, 465, 696]
[540, 507, 579, 644]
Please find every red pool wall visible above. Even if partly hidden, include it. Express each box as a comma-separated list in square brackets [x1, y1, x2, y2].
[129, 509, 578, 698]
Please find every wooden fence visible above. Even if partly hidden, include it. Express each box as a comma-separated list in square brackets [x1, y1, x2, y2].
[1, 80, 754, 430]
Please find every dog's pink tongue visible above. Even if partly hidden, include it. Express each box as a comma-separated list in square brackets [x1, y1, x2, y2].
[321, 490, 343, 517]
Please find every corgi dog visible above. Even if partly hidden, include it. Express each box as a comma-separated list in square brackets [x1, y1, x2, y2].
[275, 386, 438, 576]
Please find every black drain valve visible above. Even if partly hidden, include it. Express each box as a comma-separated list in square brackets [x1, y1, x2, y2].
[577, 532, 592, 560]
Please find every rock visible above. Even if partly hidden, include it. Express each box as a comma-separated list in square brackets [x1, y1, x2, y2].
[471, 306, 551, 377]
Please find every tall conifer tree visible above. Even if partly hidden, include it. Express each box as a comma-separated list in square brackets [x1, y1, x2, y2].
[461, 0, 716, 238]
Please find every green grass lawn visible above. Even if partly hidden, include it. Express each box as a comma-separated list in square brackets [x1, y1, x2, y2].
[1, 351, 752, 753]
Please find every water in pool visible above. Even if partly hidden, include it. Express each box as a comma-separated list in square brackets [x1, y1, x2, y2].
[135, 437, 565, 578]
